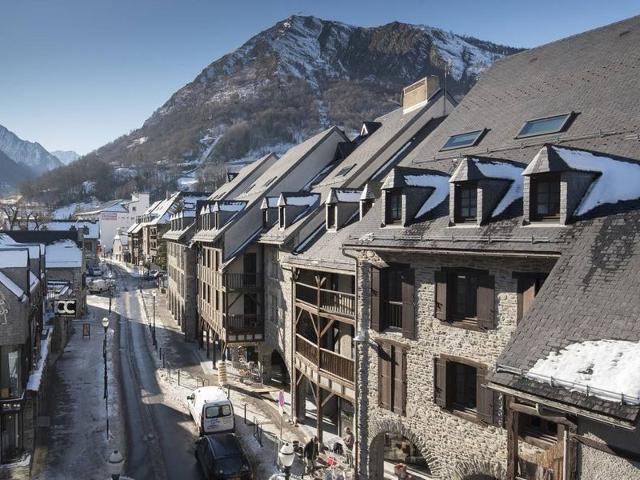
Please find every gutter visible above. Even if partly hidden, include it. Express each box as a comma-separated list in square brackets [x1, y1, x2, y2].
[341, 243, 561, 259]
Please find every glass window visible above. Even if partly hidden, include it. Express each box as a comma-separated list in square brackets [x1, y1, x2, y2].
[451, 273, 479, 320]
[0, 346, 23, 399]
[327, 205, 337, 228]
[451, 362, 477, 412]
[516, 113, 573, 138]
[531, 173, 561, 221]
[336, 165, 355, 177]
[205, 404, 232, 418]
[279, 207, 285, 228]
[385, 190, 402, 224]
[454, 183, 477, 223]
[262, 176, 277, 187]
[441, 130, 485, 151]
[1, 412, 23, 461]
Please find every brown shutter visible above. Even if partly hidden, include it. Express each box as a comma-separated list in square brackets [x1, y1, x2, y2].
[371, 267, 381, 331]
[378, 344, 392, 410]
[433, 356, 448, 408]
[401, 269, 416, 339]
[476, 366, 499, 425]
[477, 274, 495, 329]
[393, 346, 406, 415]
[434, 270, 448, 321]
[517, 277, 537, 322]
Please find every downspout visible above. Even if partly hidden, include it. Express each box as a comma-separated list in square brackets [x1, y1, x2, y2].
[342, 246, 362, 479]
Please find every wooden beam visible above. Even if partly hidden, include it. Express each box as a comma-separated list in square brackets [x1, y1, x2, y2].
[573, 434, 640, 463]
[321, 392, 335, 408]
[510, 401, 573, 426]
[506, 396, 518, 480]
[320, 318, 336, 338]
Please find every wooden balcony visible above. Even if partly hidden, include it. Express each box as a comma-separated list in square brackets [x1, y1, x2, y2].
[218, 272, 261, 291]
[295, 282, 355, 320]
[224, 313, 263, 343]
[295, 335, 354, 383]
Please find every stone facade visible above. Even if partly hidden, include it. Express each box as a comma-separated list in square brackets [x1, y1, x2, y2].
[167, 240, 197, 341]
[355, 251, 557, 479]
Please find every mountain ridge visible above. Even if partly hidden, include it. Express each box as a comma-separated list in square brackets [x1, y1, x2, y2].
[23, 15, 522, 205]
[0, 124, 62, 176]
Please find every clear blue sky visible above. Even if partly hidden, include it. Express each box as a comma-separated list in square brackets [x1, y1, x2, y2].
[0, 0, 637, 155]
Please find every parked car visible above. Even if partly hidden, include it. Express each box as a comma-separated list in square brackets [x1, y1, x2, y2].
[187, 386, 235, 435]
[88, 278, 111, 294]
[195, 433, 253, 480]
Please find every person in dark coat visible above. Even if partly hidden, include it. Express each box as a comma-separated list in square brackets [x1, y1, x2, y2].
[303, 436, 319, 473]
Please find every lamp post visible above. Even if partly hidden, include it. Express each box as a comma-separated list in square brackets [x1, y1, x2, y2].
[152, 291, 157, 348]
[102, 316, 110, 439]
[107, 449, 124, 480]
[278, 442, 295, 480]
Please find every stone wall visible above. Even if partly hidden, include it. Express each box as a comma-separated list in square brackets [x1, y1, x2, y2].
[356, 251, 556, 479]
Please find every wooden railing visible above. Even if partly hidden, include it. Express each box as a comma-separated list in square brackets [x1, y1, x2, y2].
[320, 348, 354, 380]
[295, 282, 317, 305]
[296, 335, 317, 363]
[295, 281, 355, 318]
[221, 272, 260, 290]
[224, 314, 260, 334]
[384, 300, 403, 329]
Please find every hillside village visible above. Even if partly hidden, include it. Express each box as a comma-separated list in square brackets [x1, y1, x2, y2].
[1, 12, 640, 480]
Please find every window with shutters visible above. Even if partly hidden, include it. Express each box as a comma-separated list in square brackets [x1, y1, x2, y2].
[433, 356, 499, 425]
[378, 343, 407, 415]
[515, 273, 548, 322]
[530, 173, 561, 222]
[372, 266, 416, 339]
[454, 182, 477, 223]
[434, 268, 495, 330]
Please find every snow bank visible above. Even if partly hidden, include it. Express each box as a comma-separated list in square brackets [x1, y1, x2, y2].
[27, 330, 52, 392]
[474, 160, 524, 217]
[552, 147, 640, 216]
[527, 339, 640, 404]
[411, 175, 450, 218]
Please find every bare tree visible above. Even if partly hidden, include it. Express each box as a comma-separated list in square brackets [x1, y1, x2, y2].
[0, 201, 21, 230]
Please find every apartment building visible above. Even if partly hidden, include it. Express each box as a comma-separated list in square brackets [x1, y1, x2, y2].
[336, 15, 640, 480]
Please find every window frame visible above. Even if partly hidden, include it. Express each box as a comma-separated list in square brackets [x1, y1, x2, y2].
[278, 207, 285, 229]
[450, 271, 479, 323]
[327, 204, 337, 229]
[440, 129, 486, 151]
[385, 189, 403, 225]
[518, 411, 560, 448]
[515, 112, 574, 139]
[454, 182, 478, 224]
[530, 172, 561, 222]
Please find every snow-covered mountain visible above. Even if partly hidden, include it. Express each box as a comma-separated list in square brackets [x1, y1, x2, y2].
[25, 15, 520, 204]
[0, 124, 62, 175]
[51, 150, 80, 165]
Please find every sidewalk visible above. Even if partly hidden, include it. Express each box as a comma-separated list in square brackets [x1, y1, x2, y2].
[135, 283, 310, 478]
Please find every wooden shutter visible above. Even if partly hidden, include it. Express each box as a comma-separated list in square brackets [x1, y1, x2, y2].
[401, 269, 416, 340]
[476, 366, 499, 425]
[433, 356, 448, 408]
[371, 267, 381, 331]
[434, 271, 448, 321]
[393, 347, 406, 415]
[378, 344, 392, 410]
[477, 274, 495, 329]
[517, 277, 538, 322]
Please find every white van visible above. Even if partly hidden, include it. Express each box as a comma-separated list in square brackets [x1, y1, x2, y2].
[187, 386, 235, 435]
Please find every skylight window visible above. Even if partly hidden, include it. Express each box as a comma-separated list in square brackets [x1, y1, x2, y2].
[262, 176, 277, 187]
[441, 129, 485, 151]
[516, 113, 573, 138]
[336, 164, 355, 177]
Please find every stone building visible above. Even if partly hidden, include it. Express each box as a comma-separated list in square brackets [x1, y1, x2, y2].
[336, 15, 640, 480]
[112, 230, 129, 263]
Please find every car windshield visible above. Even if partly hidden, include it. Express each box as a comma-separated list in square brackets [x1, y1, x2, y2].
[205, 404, 232, 418]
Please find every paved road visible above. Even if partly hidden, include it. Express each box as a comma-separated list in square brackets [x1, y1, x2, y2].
[111, 264, 202, 480]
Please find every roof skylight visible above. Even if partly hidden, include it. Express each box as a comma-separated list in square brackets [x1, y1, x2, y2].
[516, 113, 573, 138]
[336, 164, 355, 177]
[440, 129, 485, 151]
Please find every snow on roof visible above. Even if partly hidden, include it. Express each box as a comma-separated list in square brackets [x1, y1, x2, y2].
[327, 189, 362, 204]
[127, 223, 143, 234]
[277, 193, 320, 207]
[360, 184, 376, 201]
[527, 339, 640, 405]
[413, 174, 451, 218]
[0, 271, 27, 301]
[0, 248, 29, 268]
[473, 159, 524, 217]
[212, 201, 246, 212]
[29, 272, 39, 292]
[44, 220, 99, 239]
[45, 240, 83, 269]
[261, 197, 279, 209]
[0, 234, 43, 259]
[544, 146, 640, 216]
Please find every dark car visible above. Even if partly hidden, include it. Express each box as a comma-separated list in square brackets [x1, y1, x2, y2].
[195, 433, 253, 480]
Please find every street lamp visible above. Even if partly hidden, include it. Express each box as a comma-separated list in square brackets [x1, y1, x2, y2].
[152, 291, 157, 348]
[107, 449, 124, 480]
[102, 316, 110, 438]
[278, 442, 295, 480]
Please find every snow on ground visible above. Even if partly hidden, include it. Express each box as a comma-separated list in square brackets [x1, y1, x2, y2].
[474, 159, 524, 217]
[27, 329, 52, 392]
[127, 136, 148, 148]
[527, 339, 640, 404]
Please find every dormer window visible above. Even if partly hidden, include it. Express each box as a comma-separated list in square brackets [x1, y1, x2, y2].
[454, 183, 477, 223]
[262, 210, 268, 229]
[385, 189, 402, 225]
[279, 207, 285, 229]
[327, 205, 337, 229]
[530, 173, 561, 221]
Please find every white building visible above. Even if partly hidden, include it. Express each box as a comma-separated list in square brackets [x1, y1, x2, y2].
[75, 192, 150, 253]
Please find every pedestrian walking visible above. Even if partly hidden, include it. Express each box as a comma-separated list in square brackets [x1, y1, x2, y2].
[342, 427, 354, 467]
[303, 436, 320, 474]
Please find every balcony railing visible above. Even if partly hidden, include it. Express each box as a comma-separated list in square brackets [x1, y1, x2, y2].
[295, 281, 355, 318]
[224, 314, 260, 335]
[295, 334, 354, 383]
[384, 300, 403, 329]
[220, 273, 260, 290]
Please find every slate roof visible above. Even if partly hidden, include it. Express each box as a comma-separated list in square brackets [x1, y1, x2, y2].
[337, 16, 640, 422]
[208, 153, 279, 201]
[44, 220, 100, 239]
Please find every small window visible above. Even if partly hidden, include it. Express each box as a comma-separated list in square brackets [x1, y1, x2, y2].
[262, 210, 268, 229]
[530, 173, 560, 221]
[454, 183, 477, 223]
[327, 205, 337, 228]
[205, 404, 232, 418]
[516, 113, 573, 138]
[336, 164, 355, 177]
[452, 273, 479, 321]
[518, 412, 559, 447]
[450, 362, 477, 414]
[385, 190, 402, 225]
[441, 130, 485, 151]
[278, 207, 285, 228]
